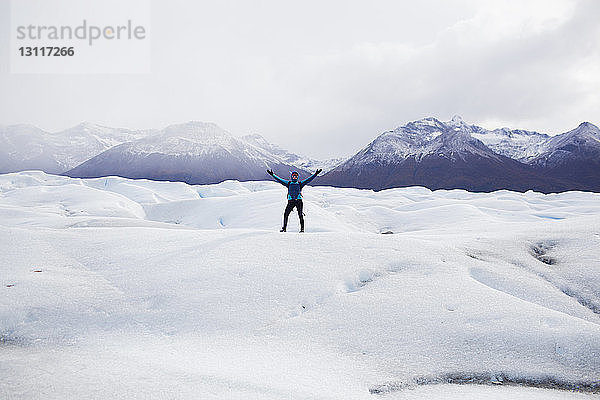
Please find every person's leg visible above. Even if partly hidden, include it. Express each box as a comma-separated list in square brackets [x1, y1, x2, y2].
[282, 201, 294, 231]
[297, 200, 304, 232]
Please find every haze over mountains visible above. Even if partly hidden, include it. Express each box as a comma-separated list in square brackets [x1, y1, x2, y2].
[0, 122, 325, 184]
[1, 117, 599, 192]
[0, 122, 155, 174]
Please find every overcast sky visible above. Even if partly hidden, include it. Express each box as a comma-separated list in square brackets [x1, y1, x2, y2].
[1, 0, 599, 159]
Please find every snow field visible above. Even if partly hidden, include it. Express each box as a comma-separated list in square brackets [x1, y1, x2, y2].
[0, 171, 599, 399]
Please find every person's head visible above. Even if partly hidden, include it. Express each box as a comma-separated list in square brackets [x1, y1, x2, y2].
[290, 171, 299, 181]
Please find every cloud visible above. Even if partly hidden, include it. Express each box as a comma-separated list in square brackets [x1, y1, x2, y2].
[276, 0, 600, 156]
[0, 0, 598, 159]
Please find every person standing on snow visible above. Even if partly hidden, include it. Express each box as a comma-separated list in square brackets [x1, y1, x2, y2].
[267, 169, 322, 232]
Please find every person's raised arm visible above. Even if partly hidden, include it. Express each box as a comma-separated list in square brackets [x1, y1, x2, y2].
[267, 169, 289, 186]
[300, 168, 322, 187]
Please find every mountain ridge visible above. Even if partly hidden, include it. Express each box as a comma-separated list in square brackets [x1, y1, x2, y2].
[65, 121, 312, 185]
[319, 116, 599, 193]
[2, 117, 599, 192]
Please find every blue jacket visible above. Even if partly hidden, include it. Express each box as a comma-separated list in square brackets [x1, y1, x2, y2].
[270, 171, 319, 200]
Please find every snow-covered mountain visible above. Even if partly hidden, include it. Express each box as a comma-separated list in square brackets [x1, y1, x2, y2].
[530, 122, 600, 166]
[1, 121, 326, 182]
[0, 122, 155, 174]
[4, 117, 599, 192]
[527, 122, 600, 191]
[0, 124, 63, 173]
[66, 122, 311, 184]
[320, 116, 571, 192]
[241, 134, 344, 172]
[327, 116, 543, 167]
[471, 127, 550, 162]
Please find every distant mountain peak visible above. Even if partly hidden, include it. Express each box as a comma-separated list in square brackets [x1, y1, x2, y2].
[450, 115, 464, 124]
[557, 121, 600, 142]
[404, 117, 444, 129]
[573, 122, 600, 137]
[156, 122, 234, 145]
[577, 121, 597, 129]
